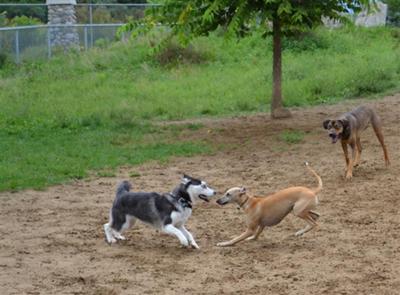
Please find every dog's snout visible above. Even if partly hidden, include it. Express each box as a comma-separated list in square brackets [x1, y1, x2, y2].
[329, 133, 336, 138]
[216, 197, 228, 205]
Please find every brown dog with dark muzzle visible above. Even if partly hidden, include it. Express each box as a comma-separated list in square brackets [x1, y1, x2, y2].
[215, 163, 322, 247]
[323, 106, 390, 180]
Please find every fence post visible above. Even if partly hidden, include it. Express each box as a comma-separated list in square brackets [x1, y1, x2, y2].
[15, 29, 20, 64]
[47, 27, 52, 59]
[89, 3, 93, 25]
[84, 25, 88, 51]
[89, 3, 93, 47]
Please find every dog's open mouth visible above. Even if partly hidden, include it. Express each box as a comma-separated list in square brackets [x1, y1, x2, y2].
[198, 194, 210, 202]
[329, 133, 340, 144]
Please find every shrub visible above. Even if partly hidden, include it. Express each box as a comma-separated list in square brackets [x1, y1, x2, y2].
[0, 53, 7, 69]
[384, 0, 400, 26]
[8, 15, 42, 26]
[283, 32, 329, 52]
[155, 40, 210, 66]
[0, 11, 7, 26]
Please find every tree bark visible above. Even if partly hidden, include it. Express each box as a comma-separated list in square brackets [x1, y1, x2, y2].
[271, 17, 291, 119]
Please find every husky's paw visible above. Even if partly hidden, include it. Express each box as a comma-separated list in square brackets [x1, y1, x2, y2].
[106, 237, 117, 244]
[113, 233, 126, 241]
[190, 241, 200, 249]
[180, 239, 190, 248]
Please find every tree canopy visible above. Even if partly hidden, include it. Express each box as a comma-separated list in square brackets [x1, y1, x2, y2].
[141, 0, 372, 42]
[132, 1, 373, 118]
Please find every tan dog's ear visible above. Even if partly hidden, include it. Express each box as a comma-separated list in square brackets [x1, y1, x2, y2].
[239, 187, 246, 194]
[323, 120, 330, 129]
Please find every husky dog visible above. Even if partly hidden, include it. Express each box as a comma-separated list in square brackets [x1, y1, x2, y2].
[103, 175, 216, 249]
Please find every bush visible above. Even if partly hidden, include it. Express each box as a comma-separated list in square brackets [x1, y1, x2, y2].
[0, 53, 8, 69]
[283, 32, 329, 52]
[155, 40, 210, 66]
[384, 0, 400, 26]
[8, 15, 42, 27]
[0, 11, 7, 26]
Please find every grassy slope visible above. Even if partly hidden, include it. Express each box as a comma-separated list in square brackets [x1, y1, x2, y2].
[0, 26, 399, 191]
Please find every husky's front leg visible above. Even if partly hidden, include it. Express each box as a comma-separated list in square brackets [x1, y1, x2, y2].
[178, 226, 199, 249]
[163, 224, 189, 247]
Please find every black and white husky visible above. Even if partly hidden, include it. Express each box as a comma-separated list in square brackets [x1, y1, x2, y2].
[103, 175, 216, 249]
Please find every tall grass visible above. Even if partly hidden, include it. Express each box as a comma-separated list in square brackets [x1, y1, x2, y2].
[1, 26, 399, 126]
[0, 26, 399, 191]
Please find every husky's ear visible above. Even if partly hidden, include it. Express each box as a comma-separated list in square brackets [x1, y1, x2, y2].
[239, 187, 246, 194]
[323, 120, 331, 130]
[181, 174, 190, 184]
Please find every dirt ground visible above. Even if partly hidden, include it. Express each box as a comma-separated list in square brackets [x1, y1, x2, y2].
[1, 94, 400, 295]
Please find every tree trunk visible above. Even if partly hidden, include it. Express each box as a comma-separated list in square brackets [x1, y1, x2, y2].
[271, 17, 291, 119]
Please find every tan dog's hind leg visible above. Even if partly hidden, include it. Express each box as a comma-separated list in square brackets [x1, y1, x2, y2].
[295, 214, 318, 236]
[293, 198, 318, 236]
[309, 210, 320, 221]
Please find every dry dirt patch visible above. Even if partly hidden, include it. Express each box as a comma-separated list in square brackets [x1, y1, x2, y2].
[1, 95, 400, 294]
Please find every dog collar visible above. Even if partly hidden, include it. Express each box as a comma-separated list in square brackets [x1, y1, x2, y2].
[167, 192, 192, 209]
[239, 195, 250, 208]
[178, 197, 192, 209]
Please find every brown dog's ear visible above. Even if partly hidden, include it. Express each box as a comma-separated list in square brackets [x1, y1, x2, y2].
[323, 120, 330, 129]
[338, 119, 350, 138]
[337, 119, 349, 128]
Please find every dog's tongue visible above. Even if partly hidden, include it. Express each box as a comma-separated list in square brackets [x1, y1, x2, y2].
[331, 137, 338, 144]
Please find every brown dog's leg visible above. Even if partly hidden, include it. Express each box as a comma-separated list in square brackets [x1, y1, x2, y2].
[341, 141, 350, 167]
[371, 115, 390, 166]
[345, 143, 356, 180]
[354, 137, 362, 167]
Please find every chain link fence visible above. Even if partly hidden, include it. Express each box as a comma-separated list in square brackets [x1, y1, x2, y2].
[0, 3, 159, 24]
[0, 24, 126, 63]
[0, 3, 160, 64]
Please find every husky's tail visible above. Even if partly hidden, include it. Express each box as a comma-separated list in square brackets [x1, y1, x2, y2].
[116, 180, 132, 198]
[304, 162, 322, 194]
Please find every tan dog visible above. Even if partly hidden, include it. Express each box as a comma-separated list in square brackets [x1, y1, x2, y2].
[216, 163, 322, 247]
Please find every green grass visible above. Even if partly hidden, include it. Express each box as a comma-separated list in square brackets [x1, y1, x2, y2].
[0, 124, 211, 191]
[279, 130, 305, 144]
[0, 26, 399, 191]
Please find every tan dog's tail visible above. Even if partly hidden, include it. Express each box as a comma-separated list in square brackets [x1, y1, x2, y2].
[304, 162, 322, 194]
